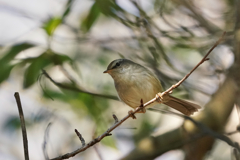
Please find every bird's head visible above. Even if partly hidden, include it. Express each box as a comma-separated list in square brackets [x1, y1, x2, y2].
[103, 59, 132, 77]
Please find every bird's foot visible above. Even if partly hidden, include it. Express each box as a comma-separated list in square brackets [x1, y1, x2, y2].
[156, 93, 164, 103]
[128, 99, 146, 119]
[156, 92, 171, 103]
[128, 110, 136, 119]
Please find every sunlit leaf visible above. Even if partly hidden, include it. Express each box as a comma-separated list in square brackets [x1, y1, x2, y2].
[44, 17, 62, 36]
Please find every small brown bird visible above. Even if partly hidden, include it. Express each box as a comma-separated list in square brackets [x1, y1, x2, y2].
[104, 59, 201, 116]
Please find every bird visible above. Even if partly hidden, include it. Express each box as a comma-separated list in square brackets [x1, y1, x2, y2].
[103, 59, 201, 116]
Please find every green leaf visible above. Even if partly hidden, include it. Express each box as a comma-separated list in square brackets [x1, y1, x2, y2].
[0, 43, 35, 63]
[43, 0, 73, 36]
[23, 54, 52, 88]
[62, 0, 73, 19]
[44, 17, 62, 36]
[81, 2, 101, 32]
[51, 53, 72, 65]
[0, 43, 35, 83]
[96, 0, 123, 16]
[173, 43, 192, 49]
[0, 64, 14, 83]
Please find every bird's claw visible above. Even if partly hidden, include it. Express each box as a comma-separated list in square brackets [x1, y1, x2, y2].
[156, 93, 164, 103]
[138, 99, 146, 113]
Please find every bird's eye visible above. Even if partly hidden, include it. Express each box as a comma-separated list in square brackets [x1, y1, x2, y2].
[115, 62, 120, 67]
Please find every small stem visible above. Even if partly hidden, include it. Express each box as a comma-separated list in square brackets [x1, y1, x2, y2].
[14, 92, 29, 160]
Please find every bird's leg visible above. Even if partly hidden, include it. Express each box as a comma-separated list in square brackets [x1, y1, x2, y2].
[137, 99, 146, 113]
[128, 99, 145, 119]
[156, 93, 163, 103]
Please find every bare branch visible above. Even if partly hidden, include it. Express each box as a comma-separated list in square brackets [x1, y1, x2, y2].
[14, 92, 29, 160]
[49, 32, 225, 160]
[41, 70, 118, 100]
[160, 31, 226, 97]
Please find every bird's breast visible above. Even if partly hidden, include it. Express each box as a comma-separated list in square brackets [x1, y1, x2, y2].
[114, 72, 162, 108]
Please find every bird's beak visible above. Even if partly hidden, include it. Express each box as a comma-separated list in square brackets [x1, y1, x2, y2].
[103, 70, 109, 73]
[104, 69, 113, 74]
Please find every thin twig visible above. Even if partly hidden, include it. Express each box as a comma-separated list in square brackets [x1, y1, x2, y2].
[14, 92, 29, 160]
[43, 123, 52, 160]
[93, 145, 103, 160]
[112, 114, 119, 123]
[75, 129, 85, 147]
[49, 33, 225, 160]
[148, 108, 240, 152]
[225, 130, 239, 136]
[41, 70, 118, 100]
[160, 32, 226, 97]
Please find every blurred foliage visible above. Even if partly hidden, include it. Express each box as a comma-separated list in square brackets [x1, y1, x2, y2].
[0, 0, 238, 159]
[0, 43, 35, 83]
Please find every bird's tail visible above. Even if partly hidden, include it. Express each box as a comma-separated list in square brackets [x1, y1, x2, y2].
[163, 95, 201, 116]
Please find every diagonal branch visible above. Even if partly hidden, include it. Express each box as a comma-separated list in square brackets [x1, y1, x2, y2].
[160, 32, 226, 97]
[49, 32, 225, 160]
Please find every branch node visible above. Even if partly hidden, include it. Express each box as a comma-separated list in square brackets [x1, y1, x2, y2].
[205, 58, 210, 61]
[128, 110, 137, 119]
[112, 114, 119, 123]
[106, 133, 112, 136]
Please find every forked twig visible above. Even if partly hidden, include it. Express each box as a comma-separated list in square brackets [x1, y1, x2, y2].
[50, 32, 225, 160]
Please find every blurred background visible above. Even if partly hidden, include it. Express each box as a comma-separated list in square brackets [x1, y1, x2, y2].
[0, 0, 239, 160]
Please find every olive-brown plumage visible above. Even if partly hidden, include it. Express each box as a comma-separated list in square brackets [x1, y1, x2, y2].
[104, 59, 201, 116]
